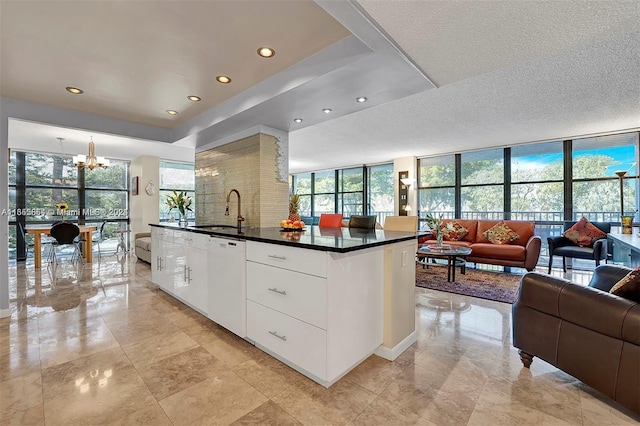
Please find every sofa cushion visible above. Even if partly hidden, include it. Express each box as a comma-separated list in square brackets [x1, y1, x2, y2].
[470, 243, 526, 261]
[441, 219, 478, 242]
[482, 221, 520, 244]
[563, 217, 607, 247]
[442, 220, 468, 241]
[476, 220, 533, 246]
[135, 237, 152, 252]
[610, 267, 640, 303]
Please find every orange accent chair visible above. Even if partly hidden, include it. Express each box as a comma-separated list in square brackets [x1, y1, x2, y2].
[318, 213, 343, 228]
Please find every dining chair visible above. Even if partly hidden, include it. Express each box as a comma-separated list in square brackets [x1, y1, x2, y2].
[49, 222, 83, 265]
[318, 213, 344, 228]
[92, 221, 108, 259]
[348, 215, 377, 230]
[383, 216, 418, 232]
[18, 222, 54, 263]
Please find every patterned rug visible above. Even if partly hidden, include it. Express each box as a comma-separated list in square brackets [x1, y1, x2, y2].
[415, 263, 523, 303]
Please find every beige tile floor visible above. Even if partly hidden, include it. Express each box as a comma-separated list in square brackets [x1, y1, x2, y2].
[2, 254, 639, 425]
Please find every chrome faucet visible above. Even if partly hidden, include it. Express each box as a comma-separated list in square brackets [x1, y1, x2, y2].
[225, 189, 245, 232]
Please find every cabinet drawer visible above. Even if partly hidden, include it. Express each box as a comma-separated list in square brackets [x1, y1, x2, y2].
[247, 262, 326, 329]
[247, 300, 326, 379]
[246, 241, 327, 277]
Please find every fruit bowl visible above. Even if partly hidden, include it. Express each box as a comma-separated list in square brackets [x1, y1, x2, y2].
[280, 219, 306, 231]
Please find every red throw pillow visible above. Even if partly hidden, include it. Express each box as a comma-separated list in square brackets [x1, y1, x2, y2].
[442, 220, 469, 241]
[562, 217, 606, 247]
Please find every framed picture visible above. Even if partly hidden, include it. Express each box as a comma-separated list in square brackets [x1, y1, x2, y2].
[132, 176, 139, 196]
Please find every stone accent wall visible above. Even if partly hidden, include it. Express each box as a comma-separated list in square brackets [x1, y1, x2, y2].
[195, 133, 288, 229]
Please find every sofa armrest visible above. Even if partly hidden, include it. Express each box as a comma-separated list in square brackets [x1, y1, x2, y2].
[523, 235, 542, 271]
[589, 264, 632, 292]
[135, 232, 151, 240]
[591, 238, 608, 261]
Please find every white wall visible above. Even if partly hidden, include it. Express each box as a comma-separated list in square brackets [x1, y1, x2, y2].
[130, 156, 160, 242]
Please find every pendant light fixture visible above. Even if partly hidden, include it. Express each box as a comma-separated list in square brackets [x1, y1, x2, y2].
[73, 137, 109, 170]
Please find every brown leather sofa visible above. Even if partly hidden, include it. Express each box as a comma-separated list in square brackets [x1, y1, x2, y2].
[419, 219, 542, 271]
[513, 265, 639, 414]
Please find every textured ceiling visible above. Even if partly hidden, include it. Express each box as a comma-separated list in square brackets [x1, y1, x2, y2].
[2, 0, 639, 172]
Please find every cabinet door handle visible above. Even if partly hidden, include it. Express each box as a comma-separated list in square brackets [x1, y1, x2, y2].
[183, 265, 187, 282]
[187, 267, 192, 283]
[268, 287, 287, 296]
[268, 330, 287, 341]
[267, 254, 287, 260]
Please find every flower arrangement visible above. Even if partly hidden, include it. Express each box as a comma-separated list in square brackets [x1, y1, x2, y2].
[425, 213, 444, 246]
[166, 191, 193, 220]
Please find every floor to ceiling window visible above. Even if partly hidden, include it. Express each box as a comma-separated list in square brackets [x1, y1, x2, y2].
[291, 163, 394, 225]
[460, 148, 504, 220]
[159, 161, 195, 222]
[367, 163, 394, 224]
[9, 150, 129, 261]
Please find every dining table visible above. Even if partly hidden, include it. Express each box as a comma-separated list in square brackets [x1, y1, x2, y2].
[26, 224, 98, 268]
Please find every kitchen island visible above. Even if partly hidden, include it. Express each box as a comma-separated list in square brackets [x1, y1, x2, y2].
[150, 223, 421, 387]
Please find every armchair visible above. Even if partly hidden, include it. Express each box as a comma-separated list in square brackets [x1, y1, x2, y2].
[547, 220, 610, 273]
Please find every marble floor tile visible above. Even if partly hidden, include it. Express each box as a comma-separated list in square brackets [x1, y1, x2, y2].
[159, 368, 268, 425]
[120, 329, 199, 369]
[230, 400, 302, 425]
[5, 257, 640, 425]
[38, 317, 120, 369]
[272, 376, 378, 425]
[40, 347, 132, 401]
[42, 363, 169, 425]
[0, 346, 41, 382]
[0, 371, 42, 418]
[137, 346, 227, 400]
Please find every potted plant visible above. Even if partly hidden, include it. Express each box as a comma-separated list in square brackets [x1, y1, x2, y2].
[425, 213, 445, 247]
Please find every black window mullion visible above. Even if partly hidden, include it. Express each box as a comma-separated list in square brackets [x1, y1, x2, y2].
[504, 147, 511, 220]
[563, 140, 573, 221]
[78, 167, 86, 225]
[16, 152, 26, 261]
[454, 154, 461, 217]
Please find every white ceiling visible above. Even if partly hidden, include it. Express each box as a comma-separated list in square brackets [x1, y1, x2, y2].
[2, 0, 639, 172]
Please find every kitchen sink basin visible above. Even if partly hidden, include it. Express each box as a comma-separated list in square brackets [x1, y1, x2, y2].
[192, 224, 237, 231]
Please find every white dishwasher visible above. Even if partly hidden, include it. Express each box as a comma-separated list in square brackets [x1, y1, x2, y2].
[208, 237, 247, 338]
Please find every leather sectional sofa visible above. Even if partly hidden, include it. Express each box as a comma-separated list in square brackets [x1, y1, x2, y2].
[513, 265, 639, 414]
[419, 219, 542, 271]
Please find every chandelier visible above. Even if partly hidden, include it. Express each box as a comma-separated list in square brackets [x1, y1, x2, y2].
[73, 137, 109, 170]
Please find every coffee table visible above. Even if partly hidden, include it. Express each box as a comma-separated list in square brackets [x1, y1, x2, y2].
[417, 245, 473, 282]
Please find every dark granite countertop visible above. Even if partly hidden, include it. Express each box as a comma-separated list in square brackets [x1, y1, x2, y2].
[150, 223, 423, 253]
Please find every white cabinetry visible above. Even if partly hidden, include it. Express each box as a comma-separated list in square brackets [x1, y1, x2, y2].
[246, 241, 383, 387]
[151, 227, 176, 293]
[172, 231, 209, 315]
[208, 238, 247, 337]
[152, 228, 209, 316]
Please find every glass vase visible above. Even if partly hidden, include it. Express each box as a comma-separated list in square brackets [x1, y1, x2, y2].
[179, 213, 188, 227]
[436, 231, 444, 247]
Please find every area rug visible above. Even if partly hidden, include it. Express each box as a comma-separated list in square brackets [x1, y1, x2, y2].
[415, 263, 523, 303]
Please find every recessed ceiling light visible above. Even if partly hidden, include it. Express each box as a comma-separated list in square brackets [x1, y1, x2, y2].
[187, 95, 201, 102]
[257, 47, 275, 58]
[322, 108, 332, 114]
[166, 110, 179, 115]
[293, 118, 303, 123]
[356, 97, 367, 103]
[66, 86, 84, 94]
[216, 75, 231, 84]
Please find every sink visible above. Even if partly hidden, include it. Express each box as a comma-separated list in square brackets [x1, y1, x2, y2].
[192, 224, 237, 231]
